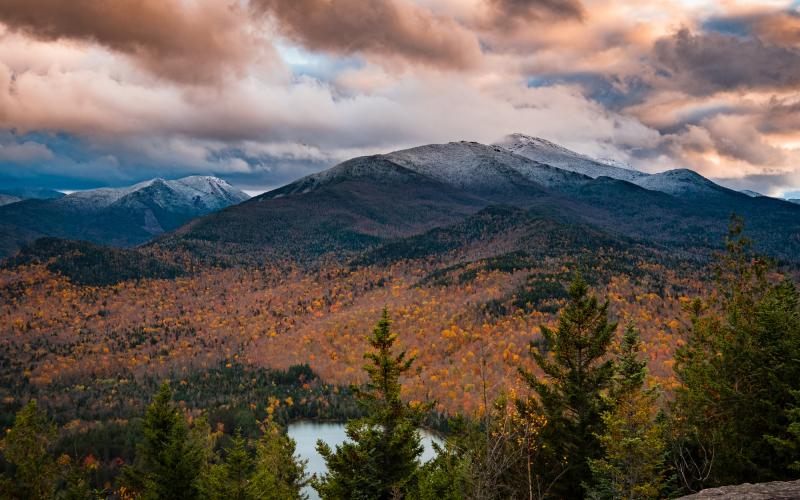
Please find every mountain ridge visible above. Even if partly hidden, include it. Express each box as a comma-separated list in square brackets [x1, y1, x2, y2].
[0, 175, 249, 257]
[157, 138, 800, 264]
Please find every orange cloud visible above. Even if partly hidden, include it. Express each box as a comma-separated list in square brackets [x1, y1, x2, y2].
[0, 0, 263, 84]
[253, 0, 482, 70]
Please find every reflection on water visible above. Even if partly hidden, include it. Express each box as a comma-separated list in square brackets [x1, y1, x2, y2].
[287, 421, 443, 500]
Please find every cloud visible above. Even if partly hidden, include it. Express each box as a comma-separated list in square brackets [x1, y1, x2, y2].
[484, 0, 584, 29]
[0, 0, 263, 84]
[252, 0, 482, 70]
[0, 0, 799, 197]
[653, 28, 800, 94]
[0, 137, 54, 163]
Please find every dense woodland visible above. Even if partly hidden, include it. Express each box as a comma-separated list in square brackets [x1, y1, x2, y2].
[1, 220, 799, 498]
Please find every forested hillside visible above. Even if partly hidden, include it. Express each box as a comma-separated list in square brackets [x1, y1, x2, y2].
[1, 218, 799, 498]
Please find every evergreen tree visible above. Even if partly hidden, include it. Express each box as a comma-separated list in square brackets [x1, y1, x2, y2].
[314, 309, 426, 499]
[248, 419, 307, 499]
[587, 324, 666, 500]
[0, 400, 58, 499]
[672, 218, 800, 489]
[123, 382, 210, 500]
[197, 431, 253, 500]
[766, 390, 800, 473]
[517, 273, 616, 498]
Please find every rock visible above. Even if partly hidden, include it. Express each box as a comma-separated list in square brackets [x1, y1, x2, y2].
[678, 479, 800, 499]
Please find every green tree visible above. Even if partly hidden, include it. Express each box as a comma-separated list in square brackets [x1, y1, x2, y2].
[123, 382, 210, 500]
[672, 218, 800, 490]
[248, 419, 307, 499]
[314, 309, 426, 499]
[517, 273, 616, 498]
[0, 400, 58, 499]
[587, 324, 667, 500]
[766, 390, 800, 472]
[197, 431, 253, 500]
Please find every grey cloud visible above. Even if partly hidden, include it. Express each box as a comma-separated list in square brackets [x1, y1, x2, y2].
[653, 28, 800, 94]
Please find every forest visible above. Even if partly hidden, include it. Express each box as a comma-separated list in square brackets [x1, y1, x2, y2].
[1, 220, 799, 499]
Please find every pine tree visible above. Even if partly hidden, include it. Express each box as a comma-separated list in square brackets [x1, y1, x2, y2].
[123, 382, 210, 500]
[587, 324, 666, 500]
[248, 419, 307, 499]
[314, 309, 426, 499]
[672, 218, 800, 489]
[517, 272, 616, 498]
[0, 400, 58, 499]
[197, 431, 254, 500]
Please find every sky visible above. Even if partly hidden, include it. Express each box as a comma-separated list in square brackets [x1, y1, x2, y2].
[1, 0, 800, 197]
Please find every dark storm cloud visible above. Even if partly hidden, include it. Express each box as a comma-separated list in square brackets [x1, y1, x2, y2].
[253, 0, 482, 70]
[0, 0, 259, 84]
[653, 28, 800, 94]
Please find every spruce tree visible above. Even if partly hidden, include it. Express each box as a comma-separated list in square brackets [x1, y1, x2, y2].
[197, 431, 254, 500]
[672, 218, 800, 489]
[518, 273, 616, 498]
[0, 400, 58, 499]
[123, 382, 209, 500]
[587, 324, 666, 500]
[314, 309, 426, 499]
[248, 419, 307, 499]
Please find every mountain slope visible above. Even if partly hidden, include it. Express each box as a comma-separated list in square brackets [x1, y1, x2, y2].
[160, 138, 800, 265]
[630, 169, 740, 199]
[0, 194, 22, 206]
[0, 187, 64, 207]
[0, 187, 64, 200]
[494, 133, 648, 182]
[0, 176, 249, 257]
[159, 156, 491, 263]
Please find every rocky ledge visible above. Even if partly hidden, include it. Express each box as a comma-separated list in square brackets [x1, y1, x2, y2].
[679, 479, 800, 499]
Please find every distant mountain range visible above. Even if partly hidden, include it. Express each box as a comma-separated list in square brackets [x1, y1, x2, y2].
[0, 187, 64, 206]
[3, 135, 799, 265]
[0, 176, 248, 257]
[157, 134, 800, 265]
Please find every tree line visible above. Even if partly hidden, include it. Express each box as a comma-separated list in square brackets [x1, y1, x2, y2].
[1, 220, 799, 498]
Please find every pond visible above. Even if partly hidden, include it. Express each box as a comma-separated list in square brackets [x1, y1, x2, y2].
[287, 421, 444, 499]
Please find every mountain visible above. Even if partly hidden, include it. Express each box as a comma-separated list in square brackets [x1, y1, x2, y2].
[741, 190, 763, 197]
[789, 199, 800, 205]
[0, 187, 65, 200]
[0, 194, 21, 206]
[0, 187, 65, 206]
[493, 134, 758, 202]
[494, 133, 648, 182]
[158, 139, 800, 265]
[630, 168, 741, 199]
[0, 176, 248, 257]
[162, 156, 488, 263]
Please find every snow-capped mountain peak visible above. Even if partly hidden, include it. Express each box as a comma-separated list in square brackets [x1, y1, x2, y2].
[56, 176, 249, 211]
[493, 133, 649, 183]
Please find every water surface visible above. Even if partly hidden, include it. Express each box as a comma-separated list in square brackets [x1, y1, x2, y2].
[288, 421, 443, 499]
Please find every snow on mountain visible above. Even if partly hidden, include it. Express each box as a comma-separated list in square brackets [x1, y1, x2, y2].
[789, 199, 800, 205]
[741, 189, 763, 197]
[493, 133, 649, 183]
[385, 141, 589, 191]
[56, 176, 249, 212]
[270, 140, 594, 203]
[0, 194, 22, 206]
[630, 169, 736, 197]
